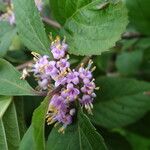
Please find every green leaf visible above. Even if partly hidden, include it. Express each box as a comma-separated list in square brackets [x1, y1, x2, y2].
[12, 0, 51, 56]
[125, 131, 150, 150]
[32, 96, 50, 150]
[50, 0, 91, 25]
[91, 77, 150, 128]
[0, 21, 16, 57]
[0, 96, 21, 150]
[116, 51, 143, 75]
[3, 102, 21, 150]
[126, 0, 150, 35]
[101, 131, 132, 150]
[0, 28, 17, 57]
[19, 126, 35, 150]
[58, 0, 128, 55]
[0, 58, 36, 96]
[0, 97, 12, 118]
[46, 111, 107, 150]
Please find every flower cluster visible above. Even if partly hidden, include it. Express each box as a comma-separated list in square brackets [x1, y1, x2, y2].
[22, 36, 98, 133]
[0, 4, 15, 25]
[0, 0, 43, 25]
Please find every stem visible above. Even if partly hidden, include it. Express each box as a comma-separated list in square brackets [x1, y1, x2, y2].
[144, 91, 150, 96]
[42, 17, 61, 29]
[122, 32, 145, 39]
[76, 56, 91, 70]
[16, 60, 33, 70]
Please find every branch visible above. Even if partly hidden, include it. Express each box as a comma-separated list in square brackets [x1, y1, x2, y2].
[144, 91, 150, 96]
[42, 17, 61, 29]
[122, 32, 145, 39]
[16, 60, 33, 70]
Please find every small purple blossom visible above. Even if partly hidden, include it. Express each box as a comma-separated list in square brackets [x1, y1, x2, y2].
[81, 81, 96, 94]
[57, 58, 70, 71]
[67, 70, 79, 85]
[61, 83, 80, 101]
[79, 67, 92, 80]
[45, 61, 58, 77]
[35, 0, 43, 12]
[0, 7, 15, 25]
[51, 37, 68, 59]
[38, 78, 49, 90]
[54, 73, 67, 87]
[79, 95, 93, 114]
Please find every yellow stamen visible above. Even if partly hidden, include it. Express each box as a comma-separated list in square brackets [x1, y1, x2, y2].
[58, 127, 65, 134]
[91, 66, 96, 72]
[95, 87, 100, 90]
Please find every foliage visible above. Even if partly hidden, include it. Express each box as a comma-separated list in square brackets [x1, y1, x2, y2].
[0, 0, 150, 150]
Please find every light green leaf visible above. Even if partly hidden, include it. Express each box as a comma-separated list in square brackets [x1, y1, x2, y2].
[0, 97, 12, 118]
[58, 0, 128, 55]
[0, 58, 36, 96]
[116, 51, 143, 75]
[12, 0, 51, 56]
[0, 96, 21, 150]
[126, 0, 150, 35]
[32, 96, 50, 150]
[91, 77, 150, 128]
[0, 21, 16, 57]
[0, 21, 13, 37]
[19, 126, 35, 150]
[46, 111, 107, 150]
[0, 28, 17, 57]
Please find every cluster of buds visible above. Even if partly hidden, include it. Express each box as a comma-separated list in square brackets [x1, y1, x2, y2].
[0, 0, 43, 25]
[22, 36, 98, 133]
[0, 4, 15, 25]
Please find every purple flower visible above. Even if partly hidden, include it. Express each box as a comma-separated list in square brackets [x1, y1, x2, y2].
[79, 67, 92, 80]
[57, 58, 70, 71]
[54, 74, 67, 87]
[50, 95, 67, 110]
[45, 61, 58, 77]
[51, 38, 68, 59]
[32, 55, 49, 75]
[35, 0, 43, 12]
[38, 78, 49, 90]
[81, 81, 95, 94]
[67, 70, 79, 85]
[79, 95, 93, 114]
[0, 7, 15, 25]
[61, 83, 80, 101]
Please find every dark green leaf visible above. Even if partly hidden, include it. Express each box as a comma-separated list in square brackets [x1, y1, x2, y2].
[46, 111, 107, 150]
[3, 102, 21, 150]
[59, 0, 128, 55]
[116, 51, 143, 75]
[91, 77, 150, 128]
[50, 0, 91, 25]
[0, 96, 21, 150]
[123, 130, 150, 150]
[12, 0, 51, 56]
[32, 96, 50, 150]
[0, 58, 36, 96]
[126, 0, 150, 35]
